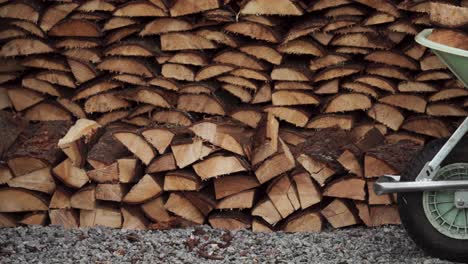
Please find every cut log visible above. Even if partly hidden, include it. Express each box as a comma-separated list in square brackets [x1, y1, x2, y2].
[398, 81, 437, 93]
[252, 198, 282, 225]
[402, 116, 451, 138]
[140, 18, 192, 36]
[213, 174, 260, 200]
[239, 44, 282, 65]
[193, 154, 249, 180]
[0, 188, 48, 212]
[365, 141, 422, 178]
[195, 28, 238, 48]
[87, 125, 131, 168]
[121, 206, 148, 230]
[266, 175, 300, 218]
[323, 177, 366, 200]
[282, 210, 323, 233]
[255, 139, 295, 184]
[35, 71, 76, 88]
[0, 111, 26, 159]
[385, 132, 425, 145]
[169, 0, 219, 16]
[195, 64, 235, 81]
[264, 106, 309, 127]
[0, 38, 54, 57]
[141, 196, 171, 222]
[78, 0, 116, 12]
[96, 110, 130, 126]
[251, 83, 272, 104]
[97, 57, 155, 77]
[169, 51, 208, 66]
[49, 209, 79, 228]
[314, 65, 363, 82]
[271, 66, 312, 82]
[164, 192, 204, 224]
[70, 185, 95, 210]
[113, 1, 166, 17]
[217, 189, 256, 209]
[58, 119, 101, 167]
[231, 68, 269, 82]
[240, 0, 303, 15]
[7, 87, 45, 111]
[80, 204, 122, 228]
[366, 64, 409, 80]
[123, 174, 163, 204]
[306, 114, 354, 130]
[8, 167, 55, 194]
[142, 127, 175, 154]
[0, 1, 39, 23]
[171, 137, 214, 168]
[162, 63, 195, 81]
[113, 131, 156, 165]
[209, 212, 251, 230]
[84, 93, 130, 114]
[356, 203, 400, 227]
[160, 32, 217, 51]
[321, 199, 359, 228]
[50, 187, 72, 209]
[104, 17, 136, 31]
[49, 19, 101, 37]
[365, 51, 418, 70]
[177, 94, 226, 116]
[164, 170, 201, 191]
[309, 53, 349, 71]
[324, 93, 372, 113]
[379, 94, 427, 113]
[152, 109, 193, 126]
[20, 212, 47, 226]
[331, 33, 391, 49]
[252, 217, 274, 232]
[24, 102, 72, 122]
[105, 25, 140, 45]
[252, 113, 279, 166]
[57, 99, 87, 119]
[218, 76, 258, 90]
[291, 170, 322, 209]
[53, 159, 89, 189]
[214, 50, 267, 71]
[420, 54, 447, 71]
[367, 103, 404, 131]
[230, 108, 263, 128]
[40, 3, 79, 31]
[119, 87, 175, 108]
[354, 75, 396, 93]
[95, 183, 125, 202]
[224, 22, 280, 43]
[146, 152, 177, 174]
[430, 2, 468, 29]
[428, 29, 468, 50]
[427, 103, 468, 117]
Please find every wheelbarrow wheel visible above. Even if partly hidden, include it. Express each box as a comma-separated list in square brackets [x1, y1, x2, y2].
[398, 137, 468, 262]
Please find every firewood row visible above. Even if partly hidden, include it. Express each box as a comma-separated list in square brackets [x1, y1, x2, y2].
[0, 0, 467, 231]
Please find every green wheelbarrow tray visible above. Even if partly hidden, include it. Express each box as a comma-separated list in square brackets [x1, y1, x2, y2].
[416, 29, 468, 88]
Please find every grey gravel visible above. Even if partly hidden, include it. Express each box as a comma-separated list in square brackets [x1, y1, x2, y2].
[0, 225, 458, 264]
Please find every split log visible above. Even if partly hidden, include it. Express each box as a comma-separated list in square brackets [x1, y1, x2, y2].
[49, 19, 101, 37]
[428, 29, 468, 50]
[0, 165, 13, 184]
[401, 116, 451, 138]
[6, 121, 70, 176]
[323, 177, 366, 201]
[291, 170, 322, 209]
[49, 209, 79, 228]
[95, 184, 126, 202]
[252, 113, 278, 166]
[70, 185, 96, 210]
[24, 102, 73, 122]
[266, 175, 300, 218]
[195, 64, 235, 81]
[146, 153, 177, 174]
[230, 108, 263, 128]
[152, 109, 193, 126]
[193, 154, 249, 180]
[224, 22, 281, 43]
[177, 94, 226, 116]
[367, 103, 405, 131]
[356, 203, 400, 227]
[364, 141, 422, 178]
[141, 196, 171, 222]
[365, 51, 419, 70]
[7, 87, 45, 112]
[113, 1, 166, 17]
[40, 3, 79, 31]
[53, 159, 89, 189]
[239, 44, 282, 65]
[58, 119, 101, 167]
[0, 188, 48, 212]
[0, 213, 17, 227]
[0, 0, 40, 23]
[160, 32, 217, 51]
[324, 93, 372, 113]
[240, 0, 303, 15]
[87, 125, 131, 168]
[142, 127, 175, 154]
[121, 206, 148, 230]
[80, 204, 122, 228]
[321, 199, 360, 228]
[20, 212, 47, 226]
[0, 38, 54, 57]
[164, 192, 204, 224]
[113, 131, 156, 165]
[252, 217, 274, 232]
[379, 94, 427, 113]
[398, 81, 437, 93]
[140, 18, 192, 36]
[307, 114, 354, 130]
[170, 0, 219, 16]
[217, 189, 256, 209]
[331, 33, 391, 49]
[8, 167, 55, 194]
[164, 170, 201, 191]
[171, 137, 214, 168]
[123, 174, 163, 204]
[97, 57, 155, 77]
[255, 138, 295, 184]
[50, 187, 72, 209]
[430, 2, 468, 29]
[314, 65, 363, 82]
[272, 90, 319, 106]
[209, 212, 252, 230]
[0, 111, 26, 159]
[264, 106, 309, 127]
[214, 174, 260, 200]
[282, 210, 323, 233]
[426, 103, 468, 117]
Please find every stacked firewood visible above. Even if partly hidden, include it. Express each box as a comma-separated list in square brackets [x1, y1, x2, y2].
[0, 0, 467, 231]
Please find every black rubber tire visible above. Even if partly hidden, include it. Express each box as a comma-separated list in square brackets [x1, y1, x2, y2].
[398, 136, 468, 263]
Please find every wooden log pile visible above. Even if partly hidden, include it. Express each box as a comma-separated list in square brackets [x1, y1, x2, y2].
[0, 0, 467, 231]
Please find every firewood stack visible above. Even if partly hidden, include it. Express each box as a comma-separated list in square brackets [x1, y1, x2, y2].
[0, 0, 467, 231]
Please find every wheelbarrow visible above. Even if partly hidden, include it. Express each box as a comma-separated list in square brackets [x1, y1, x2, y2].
[374, 29, 468, 262]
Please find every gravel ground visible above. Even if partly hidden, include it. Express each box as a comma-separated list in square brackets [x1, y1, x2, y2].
[0, 225, 458, 264]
